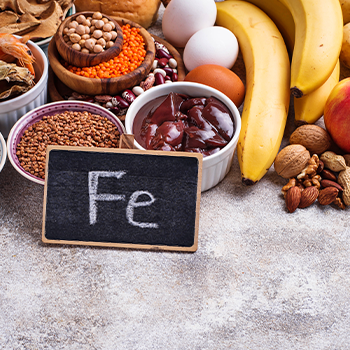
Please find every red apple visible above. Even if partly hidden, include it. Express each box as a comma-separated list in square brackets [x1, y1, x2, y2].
[324, 77, 350, 153]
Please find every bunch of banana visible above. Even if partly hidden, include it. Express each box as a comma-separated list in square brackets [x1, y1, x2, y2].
[216, 0, 343, 185]
[216, 1, 290, 185]
[239, 0, 342, 125]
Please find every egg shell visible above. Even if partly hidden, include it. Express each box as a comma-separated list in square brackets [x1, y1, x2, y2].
[183, 26, 239, 71]
[184, 64, 245, 107]
[162, 0, 217, 48]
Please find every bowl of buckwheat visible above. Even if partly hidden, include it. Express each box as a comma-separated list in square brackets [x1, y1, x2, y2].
[7, 100, 125, 184]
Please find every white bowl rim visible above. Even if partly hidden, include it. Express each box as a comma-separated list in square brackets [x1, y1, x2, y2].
[0, 132, 6, 173]
[0, 38, 48, 111]
[7, 100, 126, 185]
[125, 81, 242, 165]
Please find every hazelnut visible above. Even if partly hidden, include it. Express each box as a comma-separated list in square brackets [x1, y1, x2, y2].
[274, 144, 311, 179]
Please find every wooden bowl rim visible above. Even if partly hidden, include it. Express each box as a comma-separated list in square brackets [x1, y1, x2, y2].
[49, 17, 155, 88]
[48, 34, 186, 101]
[55, 11, 124, 67]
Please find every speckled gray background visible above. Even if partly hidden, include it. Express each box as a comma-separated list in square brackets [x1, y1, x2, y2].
[1, 4, 350, 350]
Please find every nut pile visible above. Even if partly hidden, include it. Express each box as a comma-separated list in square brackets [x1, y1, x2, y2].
[16, 111, 121, 179]
[63, 12, 118, 53]
[275, 124, 350, 212]
[65, 39, 179, 118]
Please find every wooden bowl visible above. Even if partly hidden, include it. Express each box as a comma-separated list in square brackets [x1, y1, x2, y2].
[55, 11, 124, 68]
[48, 17, 155, 96]
[48, 34, 186, 102]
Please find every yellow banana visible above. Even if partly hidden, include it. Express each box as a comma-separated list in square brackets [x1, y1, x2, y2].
[278, 0, 343, 98]
[294, 60, 340, 126]
[216, 1, 290, 185]
[235, 0, 295, 54]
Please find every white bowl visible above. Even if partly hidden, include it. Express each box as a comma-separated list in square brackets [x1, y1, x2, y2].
[7, 101, 126, 185]
[0, 132, 6, 173]
[0, 38, 49, 138]
[125, 82, 241, 192]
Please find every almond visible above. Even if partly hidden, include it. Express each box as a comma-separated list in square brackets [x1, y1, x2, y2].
[320, 168, 337, 181]
[320, 179, 343, 191]
[318, 187, 339, 205]
[285, 186, 301, 213]
[298, 186, 319, 208]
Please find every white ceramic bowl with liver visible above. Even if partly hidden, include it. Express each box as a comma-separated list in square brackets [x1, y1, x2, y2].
[7, 100, 126, 185]
[0, 38, 49, 138]
[125, 82, 241, 192]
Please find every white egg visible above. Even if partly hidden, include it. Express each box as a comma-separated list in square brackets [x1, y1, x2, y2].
[183, 26, 239, 71]
[162, 0, 217, 48]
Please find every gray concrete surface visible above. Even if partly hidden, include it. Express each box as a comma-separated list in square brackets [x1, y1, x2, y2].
[1, 4, 350, 350]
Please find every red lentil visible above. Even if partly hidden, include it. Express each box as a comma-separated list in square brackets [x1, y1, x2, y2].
[64, 24, 147, 79]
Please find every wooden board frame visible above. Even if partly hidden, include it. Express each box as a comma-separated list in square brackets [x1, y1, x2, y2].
[42, 145, 202, 252]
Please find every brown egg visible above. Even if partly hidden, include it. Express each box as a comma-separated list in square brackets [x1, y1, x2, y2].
[184, 64, 245, 107]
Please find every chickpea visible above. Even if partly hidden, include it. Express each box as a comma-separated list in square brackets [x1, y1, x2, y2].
[96, 38, 106, 48]
[93, 44, 103, 53]
[83, 19, 91, 27]
[108, 21, 115, 30]
[102, 17, 109, 24]
[69, 33, 81, 43]
[72, 43, 81, 51]
[63, 27, 69, 35]
[106, 41, 114, 49]
[90, 25, 95, 33]
[75, 24, 86, 35]
[68, 20, 78, 29]
[78, 39, 86, 48]
[93, 29, 103, 39]
[63, 34, 70, 42]
[91, 19, 98, 26]
[85, 26, 90, 34]
[95, 20, 104, 29]
[92, 12, 103, 20]
[81, 34, 90, 40]
[67, 27, 76, 35]
[103, 23, 112, 32]
[76, 14, 86, 23]
[103, 31, 112, 42]
[110, 31, 118, 40]
[81, 48, 90, 54]
[85, 38, 96, 51]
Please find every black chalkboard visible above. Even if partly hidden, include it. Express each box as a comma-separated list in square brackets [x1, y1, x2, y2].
[42, 146, 202, 252]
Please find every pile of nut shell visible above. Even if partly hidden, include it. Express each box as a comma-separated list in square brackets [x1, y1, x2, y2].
[274, 124, 350, 212]
[63, 12, 118, 53]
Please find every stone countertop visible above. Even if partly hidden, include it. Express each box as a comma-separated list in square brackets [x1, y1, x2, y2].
[1, 4, 350, 350]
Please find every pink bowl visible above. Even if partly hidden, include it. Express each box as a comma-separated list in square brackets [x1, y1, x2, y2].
[7, 101, 125, 185]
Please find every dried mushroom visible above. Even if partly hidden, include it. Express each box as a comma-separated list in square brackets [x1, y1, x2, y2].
[0, 0, 74, 40]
